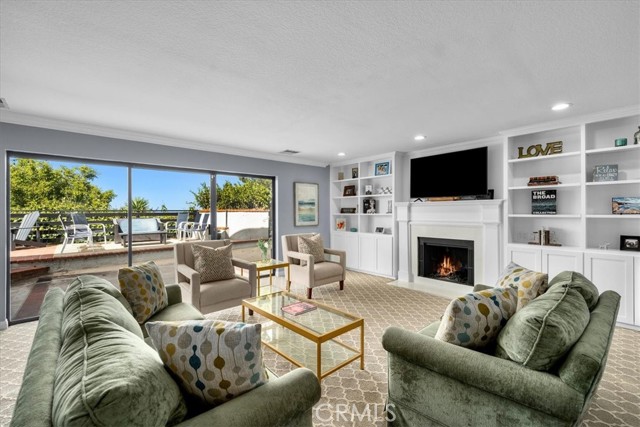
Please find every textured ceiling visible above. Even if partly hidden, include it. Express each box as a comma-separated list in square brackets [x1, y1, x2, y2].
[1, 1, 639, 165]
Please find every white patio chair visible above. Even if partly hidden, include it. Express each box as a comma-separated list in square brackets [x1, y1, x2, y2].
[71, 212, 107, 243]
[59, 214, 93, 253]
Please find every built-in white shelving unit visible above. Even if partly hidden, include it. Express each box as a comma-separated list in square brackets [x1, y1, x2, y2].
[503, 109, 640, 326]
[329, 152, 399, 277]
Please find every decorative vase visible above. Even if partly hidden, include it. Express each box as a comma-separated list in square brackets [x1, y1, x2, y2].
[260, 250, 269, 262]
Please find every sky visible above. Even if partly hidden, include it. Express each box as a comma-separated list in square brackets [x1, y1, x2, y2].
[47, 160, 240, 210]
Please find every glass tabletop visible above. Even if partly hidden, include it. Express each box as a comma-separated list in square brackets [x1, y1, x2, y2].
[253, 259, 288, 269]
[244, 291, 359, 336]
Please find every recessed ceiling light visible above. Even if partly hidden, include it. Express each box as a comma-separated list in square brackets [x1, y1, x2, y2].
[414, 135, 425, 141]
[551, 102, 572, 111]
[337, 152, 346, 157]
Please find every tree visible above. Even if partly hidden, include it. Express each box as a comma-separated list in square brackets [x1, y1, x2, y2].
[10, 158, 116, 212]
[189, 178, 272, 210]
[120, 197, 151, 216]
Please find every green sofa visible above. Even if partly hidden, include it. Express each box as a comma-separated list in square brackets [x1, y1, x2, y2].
[382, 282, 620, 427]
[11, 275, 321, 427]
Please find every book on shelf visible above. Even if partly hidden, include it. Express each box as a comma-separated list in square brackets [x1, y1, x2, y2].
[281, 301, 317, 315]
[531, 190, 557, 214]
[527, 175, 560, 186]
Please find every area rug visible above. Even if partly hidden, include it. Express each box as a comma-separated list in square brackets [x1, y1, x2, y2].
[1, 270, 639, 426]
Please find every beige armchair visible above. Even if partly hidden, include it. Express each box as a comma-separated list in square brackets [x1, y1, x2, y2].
[174, 239, 257, 314]
[281, 233, 346, 299]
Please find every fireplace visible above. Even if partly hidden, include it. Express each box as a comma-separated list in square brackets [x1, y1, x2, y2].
[418, 237, 474, 286]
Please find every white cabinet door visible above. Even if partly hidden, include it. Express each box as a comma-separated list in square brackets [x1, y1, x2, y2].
[584, 251, 634, 325]
[330, 233, 346, 252]
[542, 249, 584, 279]
[345, 233, 360, 270]
[635, 257, 640, 327]
[359, 235, 377, 272]
[376, 236, 393, 277]
[507, 246, 542, 271]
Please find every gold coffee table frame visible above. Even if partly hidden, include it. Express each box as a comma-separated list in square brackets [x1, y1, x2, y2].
[254, 259, 290, 296]
[242, 291, 364, 380]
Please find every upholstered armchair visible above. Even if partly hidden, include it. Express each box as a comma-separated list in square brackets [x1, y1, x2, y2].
[174, 239, 257, 314]
[281, 233, 346, 299]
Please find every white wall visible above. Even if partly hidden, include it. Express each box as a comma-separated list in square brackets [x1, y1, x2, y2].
[0, 123, 330, 327]
[399, 136, 504, 202]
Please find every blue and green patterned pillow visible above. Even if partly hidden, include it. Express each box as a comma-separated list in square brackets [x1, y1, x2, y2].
[435, 287, 518, 349]
[118, 261, 168, 323]
[496, 262, 548, 311]
[145, 320, 268, 407]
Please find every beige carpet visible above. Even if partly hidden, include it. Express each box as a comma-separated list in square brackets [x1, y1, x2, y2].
[1, 271, 639, 426]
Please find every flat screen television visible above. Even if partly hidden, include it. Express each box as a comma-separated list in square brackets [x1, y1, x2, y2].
[410, 146, 488, 199]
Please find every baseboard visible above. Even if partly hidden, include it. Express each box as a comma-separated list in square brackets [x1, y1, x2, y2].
[0, 319, 8, 330]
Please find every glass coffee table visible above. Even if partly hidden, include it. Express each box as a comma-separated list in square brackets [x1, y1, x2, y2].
[242, 291, 364, 380]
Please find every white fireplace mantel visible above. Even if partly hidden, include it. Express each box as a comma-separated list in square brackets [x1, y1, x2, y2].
[396, 200, 504, 286]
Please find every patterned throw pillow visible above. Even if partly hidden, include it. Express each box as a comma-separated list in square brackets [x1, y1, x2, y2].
[298, 234, 325, 264]
[145, 320, 268, 407]
[435, 287, 518, 349]
[496, 262, 548, 311]
[118, 261, 168, 323]
[192, 244, 236, 282]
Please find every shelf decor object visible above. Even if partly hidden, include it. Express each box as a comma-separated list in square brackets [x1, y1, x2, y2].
[338, 172, 344, 180]
[294, 182, 319, 227]
[343, 185, 356, 197]
[335, 218, 347, 231]
[612, 197, 640, 215]
[528, 175, 560, 186]
[517, 140, 563, 159]
[374, 161, 390, 176]
[614, 138, 627, 147]
[593, 164, 618, 182]
[634, 126, 640, 145]
[352, 168, 358, 179]
[531, 190, 557, 215]
[619, 235, 640, 251]
[340, 207, 356, 214]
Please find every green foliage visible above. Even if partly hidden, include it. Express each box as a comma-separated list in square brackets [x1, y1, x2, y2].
[120, 196, 151, 215]
[10, 158, 116, 212]
[190, 182, 211, 210]
[190, 178, 272, 210]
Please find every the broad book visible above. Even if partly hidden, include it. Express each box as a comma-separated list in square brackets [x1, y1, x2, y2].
[532, 190, 557, 215]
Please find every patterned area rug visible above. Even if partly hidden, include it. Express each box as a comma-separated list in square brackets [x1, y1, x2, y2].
[1, 270, 639, 426]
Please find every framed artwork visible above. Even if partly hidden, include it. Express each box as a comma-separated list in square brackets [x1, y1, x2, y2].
[335, 218, 347, 231]
[612, 197, 640, 215]
[375, 161, 390, 176]
[620, 235, 640, 251]
[343, 185, 356, 196]
[294, 182, 319, 226]
[352, 168, 359, 178]
[340, 207, 356, 214]
[374, 227, 385, 234]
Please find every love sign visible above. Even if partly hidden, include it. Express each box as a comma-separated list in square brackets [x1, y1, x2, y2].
[518, 141, 563, 159]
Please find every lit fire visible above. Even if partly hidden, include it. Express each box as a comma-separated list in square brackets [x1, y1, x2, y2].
[436, 255, 462, 277]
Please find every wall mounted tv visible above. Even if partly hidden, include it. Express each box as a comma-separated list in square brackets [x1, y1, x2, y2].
[410, 146, 488, 199]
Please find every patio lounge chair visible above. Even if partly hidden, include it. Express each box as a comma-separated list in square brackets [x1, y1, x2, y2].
[71, 212, 108, 243]
[186, 212, 210, 240]
[11, 211, 44, 250]
[165, 212, 191, 240]
[59, 214, 93, 253]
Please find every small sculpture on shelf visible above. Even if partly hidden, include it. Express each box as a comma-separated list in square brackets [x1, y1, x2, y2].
[634, 126, 640, 145]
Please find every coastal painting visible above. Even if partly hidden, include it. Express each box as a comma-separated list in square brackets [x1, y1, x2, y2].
[294, 182, 319, 226]
[612, 197, 640, 215]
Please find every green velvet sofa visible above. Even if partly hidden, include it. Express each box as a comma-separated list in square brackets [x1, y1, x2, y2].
[11, 275, 321, 427]
[382, 282, 621, 427]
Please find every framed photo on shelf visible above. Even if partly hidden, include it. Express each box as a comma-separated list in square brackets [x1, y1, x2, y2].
[620, 235, 640, 251]
[352, 168, 359, 179]
[294, 182, 319, 226]
[375, 161, 390, 176]
[612, 197, 640, 215]
[340, 207, 356, 214]
[374, 227, 385, 234]
[335, 218, 347, 231]
[343, 185, 357, 196]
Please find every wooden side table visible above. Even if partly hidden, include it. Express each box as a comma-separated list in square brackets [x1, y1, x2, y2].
[254, 259, 290, 296]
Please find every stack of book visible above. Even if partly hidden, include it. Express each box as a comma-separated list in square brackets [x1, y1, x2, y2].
[527, 176, 560, 186]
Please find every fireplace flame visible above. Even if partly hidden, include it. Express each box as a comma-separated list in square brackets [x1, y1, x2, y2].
[437, 255, 461, 277]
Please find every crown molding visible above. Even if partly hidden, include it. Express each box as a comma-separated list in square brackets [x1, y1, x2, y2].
[500, 105, 640, 137]
[0, 111, 329, 168]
